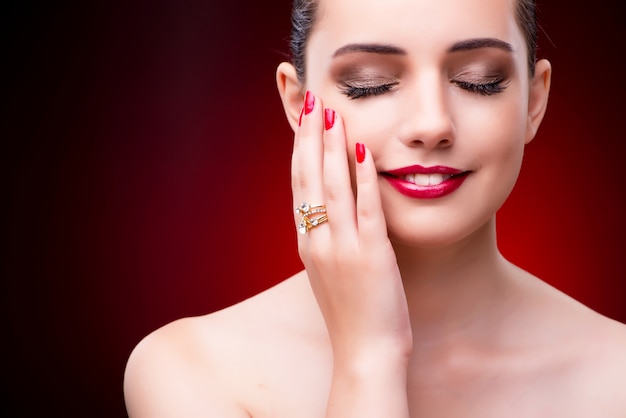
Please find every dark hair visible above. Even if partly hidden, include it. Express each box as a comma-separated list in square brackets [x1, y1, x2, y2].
[290, 0, 318, 83]
[516, 0, 538, 76]
[290, 0, 537, 82]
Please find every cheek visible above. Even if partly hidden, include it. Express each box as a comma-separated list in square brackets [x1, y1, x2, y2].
[480, 132, 525, 197]
[336, 100, 401, 152]
[332, 100, 401, 194]
[459, 94, 527, 159]
[454, 95, 528, 206]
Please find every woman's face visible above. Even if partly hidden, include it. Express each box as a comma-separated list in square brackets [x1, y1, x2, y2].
[299, 0, 549, 247]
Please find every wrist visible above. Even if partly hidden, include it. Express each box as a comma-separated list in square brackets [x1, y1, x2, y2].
[327, 343, 411, 417]
[332, 337, 412, 378]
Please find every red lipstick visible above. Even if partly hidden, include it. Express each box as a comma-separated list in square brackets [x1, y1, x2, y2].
[383, 165, 469, 199]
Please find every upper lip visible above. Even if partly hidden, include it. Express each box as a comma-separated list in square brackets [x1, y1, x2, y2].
[384, 165, 464, 176]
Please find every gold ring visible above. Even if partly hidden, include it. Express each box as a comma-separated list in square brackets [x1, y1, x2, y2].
[296, 202, 328, 234]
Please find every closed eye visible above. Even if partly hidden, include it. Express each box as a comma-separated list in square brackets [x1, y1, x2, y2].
[339, 81, 399, 100]
[452, 78, 509, 96]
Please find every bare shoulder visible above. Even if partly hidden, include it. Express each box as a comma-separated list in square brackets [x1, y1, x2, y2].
[577, 310, 626, 410]
[123, 311, 250, 417]
[123, 271, 328, 418]
[522, 274, 626, 414]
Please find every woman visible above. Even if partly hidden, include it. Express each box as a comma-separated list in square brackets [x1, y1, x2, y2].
[124, 0, 626, 416]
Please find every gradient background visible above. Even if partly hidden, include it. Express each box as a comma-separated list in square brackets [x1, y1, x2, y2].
[5, 0, 625, 416]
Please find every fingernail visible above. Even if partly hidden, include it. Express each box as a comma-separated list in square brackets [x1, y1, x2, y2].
[304, 91, 315, 115]
[324, 108, 335, 130]
[356, 143, 365, 163]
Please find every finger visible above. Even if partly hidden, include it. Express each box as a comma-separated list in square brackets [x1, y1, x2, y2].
[322, 109, 357, 240]
[291, 91, 327, 236]
[354, 144, 388, 244]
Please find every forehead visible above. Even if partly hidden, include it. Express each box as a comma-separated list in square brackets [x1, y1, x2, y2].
[311, 0, 523, 55]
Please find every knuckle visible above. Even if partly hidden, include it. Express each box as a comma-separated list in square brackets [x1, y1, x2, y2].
[308, 242, 331, 266]
[324, 184, 341, 204]
[357, 204, 377, 220]
[291, 172, 308, 191]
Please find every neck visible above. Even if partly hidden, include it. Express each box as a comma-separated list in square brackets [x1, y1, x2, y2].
[393, 218, 518, 342]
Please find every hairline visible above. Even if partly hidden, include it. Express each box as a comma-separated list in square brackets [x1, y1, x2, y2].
[291, 0, 536, 82]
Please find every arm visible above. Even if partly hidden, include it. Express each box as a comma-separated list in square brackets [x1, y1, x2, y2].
[293, 92, 412, 417]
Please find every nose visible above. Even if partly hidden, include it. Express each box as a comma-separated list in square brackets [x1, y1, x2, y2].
[398, 73, 455, 150]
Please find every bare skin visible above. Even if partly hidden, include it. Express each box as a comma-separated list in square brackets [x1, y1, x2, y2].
[124, 0, 626, 416]
[124, 270, 626, 417]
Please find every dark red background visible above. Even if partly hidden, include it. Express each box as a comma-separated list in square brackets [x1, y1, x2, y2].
[5, 1, 625, 416]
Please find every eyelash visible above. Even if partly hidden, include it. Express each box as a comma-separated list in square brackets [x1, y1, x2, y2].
[339, 82, 399, 100]
[339, 78, 507, 99]
[452, 79, 508, 96]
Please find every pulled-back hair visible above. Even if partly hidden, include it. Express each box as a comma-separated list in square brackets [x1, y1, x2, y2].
[289, 0, 318, 83]
[290, 0, 538, 83]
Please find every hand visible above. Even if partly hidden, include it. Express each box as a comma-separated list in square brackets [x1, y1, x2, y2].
[291, 91, 413, 364]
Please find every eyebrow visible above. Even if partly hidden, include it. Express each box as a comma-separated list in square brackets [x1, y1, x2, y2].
[332, 38, 513, 58]
[448, 38, 514, 53]
[332, 43, 407, 57]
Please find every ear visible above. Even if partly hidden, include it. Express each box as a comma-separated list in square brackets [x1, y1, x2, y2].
[525, 58, 552, 144]
[276, 62, 305, 132]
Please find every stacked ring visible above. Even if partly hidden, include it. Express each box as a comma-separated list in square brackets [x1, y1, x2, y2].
[295, 202, 328, 234]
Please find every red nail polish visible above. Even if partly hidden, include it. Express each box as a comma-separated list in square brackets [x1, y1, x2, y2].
[324, 108, 335, 130]
[304, 91, 315, 115]
[356, 143, 365, 163]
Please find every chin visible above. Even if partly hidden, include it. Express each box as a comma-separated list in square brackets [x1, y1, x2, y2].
[386, 213, 496, 251]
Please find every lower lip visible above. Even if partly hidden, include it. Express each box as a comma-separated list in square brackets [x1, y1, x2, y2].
[383, 173, 469, 199]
